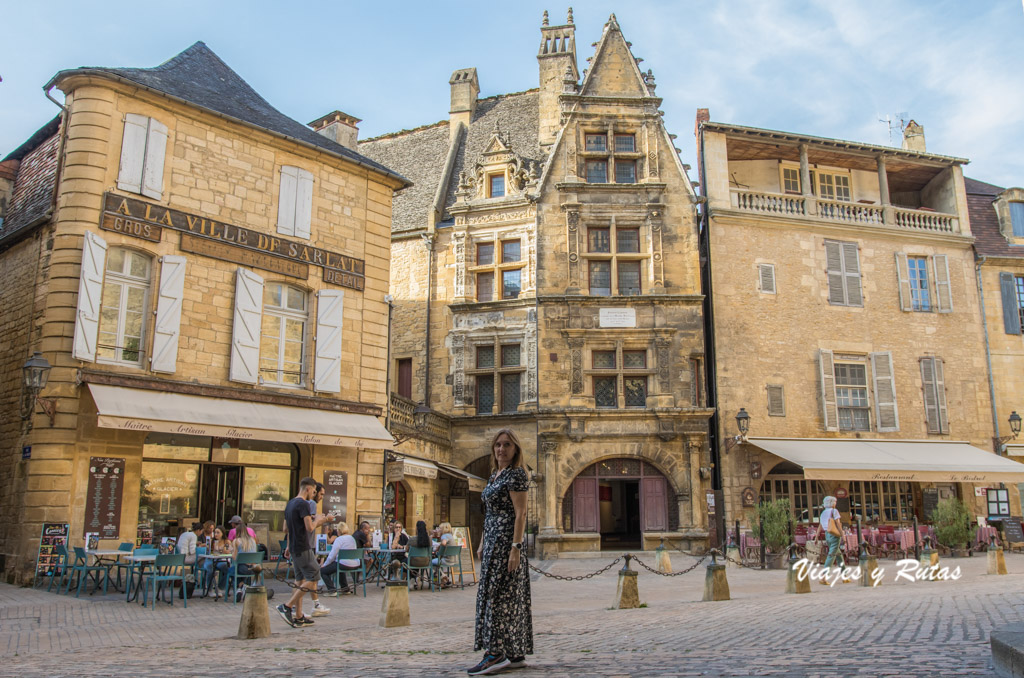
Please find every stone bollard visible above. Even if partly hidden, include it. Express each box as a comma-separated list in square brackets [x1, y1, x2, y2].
[725, 545, 742, 570]
[988, 536, 1008, 576]
[703, 550, 731, 602]
[237, 586, 271, 639]
[615, 554, 640, 609]
[380, 580, 410, 627]
[919, 538, 939, 581]
[785, 552, 811, 594]
[655, 543, 672, 574]
[860, 553, 880, 588]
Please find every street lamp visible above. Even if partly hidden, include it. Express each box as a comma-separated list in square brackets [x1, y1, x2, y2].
[21, 352, 56, 427]
[413, 403, 432, 431]
[724, 407, 751, 453]
[997, 411, 1022, 454]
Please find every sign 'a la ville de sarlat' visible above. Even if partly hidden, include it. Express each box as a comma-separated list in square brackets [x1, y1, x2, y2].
[99, 193, 365, 291]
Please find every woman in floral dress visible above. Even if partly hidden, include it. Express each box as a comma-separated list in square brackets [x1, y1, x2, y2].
[469, 428, 533, 676]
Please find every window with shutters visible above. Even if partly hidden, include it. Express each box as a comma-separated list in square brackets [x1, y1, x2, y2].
[920, 356, 949, 434]
[470, 341, 524, 414]
[896, 253, 951, 313]
[835, 362, 870, 431]
[97, 248, 152, 366]
[588, 347, 652, 409]
[117, 114, 168, 200]
[1017, 277, 1024, 330]
[758, 263, 776, 294]
[766, 384, 785, 416]
[824, 239, 863, 307]
[470, 237, 524, 301]
[259, 283, 308, 387]
[999, 272, 1024, 335]
[585, 224, 645, 296]
[276, 166, 314, 239]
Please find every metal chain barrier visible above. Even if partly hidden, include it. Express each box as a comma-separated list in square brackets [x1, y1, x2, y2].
[632, 553, 708, 576]
[528, 556, 622, 581]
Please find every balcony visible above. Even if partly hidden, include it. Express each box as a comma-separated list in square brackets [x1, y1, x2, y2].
[389, 392, 452, 446]
[730, 189, 959, 234]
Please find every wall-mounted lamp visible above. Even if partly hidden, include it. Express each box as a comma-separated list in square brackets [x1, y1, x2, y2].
[21, 352, 55, 428]
[724, 407, 751, 453]
[998, 411, 1022, 454]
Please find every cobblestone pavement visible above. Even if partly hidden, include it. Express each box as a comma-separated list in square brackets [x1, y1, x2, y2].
[2, 551, 1022, 677]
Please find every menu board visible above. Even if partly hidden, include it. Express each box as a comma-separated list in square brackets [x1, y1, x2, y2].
[323, 470, 348, 522]
[84, 457, 124, 538]
[451, 526, 478, 584]
[1003, 517, 1024, 544]
[34, 523, 69, 579]
[922, 488, 939, 521]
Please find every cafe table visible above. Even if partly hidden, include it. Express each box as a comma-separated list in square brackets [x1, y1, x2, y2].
[83, 549, 127, 592]
[123, 553, 156, 603]
[197, 553, 233, 596]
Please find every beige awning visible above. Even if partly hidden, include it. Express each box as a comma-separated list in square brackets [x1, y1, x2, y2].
[748, 437, 1024, 483]
[438, 463, 487, 493]
[88, 384, 393, 449]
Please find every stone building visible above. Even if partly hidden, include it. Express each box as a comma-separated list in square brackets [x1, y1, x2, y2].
[0, 43, 407, 582]
[358, 11, 711, 557]
[698, 113, 1024, 534]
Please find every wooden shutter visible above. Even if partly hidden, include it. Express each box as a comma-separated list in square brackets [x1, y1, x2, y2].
[229, 268, 264, 384]
[894, 252, 912, 312]
[116, 113, 148, 194]
[149, 255, 187, 374]
[758, 263, 776, 294]
[397, 359, 413, 398]
[766, 384, 786, 416]
[141, 118, 167, 200]
[72, 231, 108, 362]
[313, 289, 344, 393]
[294, 168, 314, 239]
[932, 255, 952, 313]
[572, 477, 599, 533]
[933, 358, 949, 434]
[818, 349, 839, 431]
[641, 476, 668, 532]
[842, 242, 863, 306]
[870, 351, 899, 432]
[920, 357, 949, 434]
[825, 240, 846, 305]
[277, 166, 299, 236]
[1000, 272, 1022, 335]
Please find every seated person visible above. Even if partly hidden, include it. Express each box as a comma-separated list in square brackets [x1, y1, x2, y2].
[431, 522, 458, 585]
[352, 521, 371, 549]
[387, 522, 409, 578]
[409, 521, 432, 589]
[320, 522, 360, 594]
[176, 522, 203, 565]
[201, 526, 230, 592]
[215, 520, 259, 600]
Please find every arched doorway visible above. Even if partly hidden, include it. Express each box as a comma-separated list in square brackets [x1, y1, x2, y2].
[564, 459, 673, 550]
[383, 480, 408, 527]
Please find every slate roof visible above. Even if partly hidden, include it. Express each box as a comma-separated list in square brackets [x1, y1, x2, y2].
[359, 90, 544, 233]
[965, 176, 1024, 259]
[46, 42, 409, 187]
[1, 118, 61, 244]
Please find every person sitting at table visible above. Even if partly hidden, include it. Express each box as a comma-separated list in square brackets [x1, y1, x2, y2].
[216, 519, 259, 600]
[431, 522, 458, 586]
[176, 522, 203, 565]
[409, 521, 433, 589]
[387, 522, 410, 579]
[201, 526, 231, 594]
[228, 515, 258, 542]
[320, 522, 360, 595]
[352, 521, 371, 549]
[201, 520, 216, 550]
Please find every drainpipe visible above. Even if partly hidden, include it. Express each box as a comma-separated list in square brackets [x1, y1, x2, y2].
[384, 295, 394, 430]
[421, 233, 435, 408]
[976, 255, 1003, 450]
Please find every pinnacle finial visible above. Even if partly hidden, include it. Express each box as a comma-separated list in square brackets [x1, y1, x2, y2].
[609, 13, 617, 23]
[567, 7, 574, 24]
[542, 10, 549, 26]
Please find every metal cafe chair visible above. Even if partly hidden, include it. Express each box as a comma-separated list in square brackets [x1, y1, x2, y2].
[66, 546, 110, 598]
[144, 553, 187, 609]
[433, 544, 465, 589]
[328, 548, 367, 597]
[406, 546, 435, 592]
[273, 539, 294, 580]
[44, 544, 72, 593]
[225, 551, 265, 603]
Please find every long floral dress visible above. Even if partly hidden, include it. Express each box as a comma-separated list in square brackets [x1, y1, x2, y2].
[474, 466, 533, 657]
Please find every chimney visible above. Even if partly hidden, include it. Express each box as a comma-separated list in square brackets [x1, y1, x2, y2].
[537, 8, 578, 147]
[902, 119, 926, 153]
[309, 111, 361, 150]
[449, 68, 479, 139]
[694, 108, 710, 175]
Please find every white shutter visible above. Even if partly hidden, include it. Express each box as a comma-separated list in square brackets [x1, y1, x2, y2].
[933, 358, 949, 434]
[277, 166, 299, 236]
[758, 264, 776, 294]
[870, 351, 899, 432]
[842, 242, 863, 306]
[818, 349, 839, 432]
[229, 268, 264, 384]
[313, 289, 345, 393]
[72, 231, 108, 362]
[825, 241, 845, 305]
[895, 252, 912, 312]
[149, 255, 187, 374]
[933, 254, 953, 313]
[141, 117, 168, 200]
[294, 168, 314, 239]
[920, 357, 943, 434]
[117, 114, 148, 194]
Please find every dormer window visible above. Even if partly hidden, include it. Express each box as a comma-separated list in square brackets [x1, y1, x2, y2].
[489, 173, 506, 198]
[1011, 201, 1024, 237]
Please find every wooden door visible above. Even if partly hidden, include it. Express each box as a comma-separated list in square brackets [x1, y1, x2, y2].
[397, 359, 412, 398]
[573, 478, 599, 533]
[641, 476, 668, 531]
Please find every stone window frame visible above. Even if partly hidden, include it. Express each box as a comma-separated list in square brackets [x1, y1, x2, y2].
[468, 336, 526, 415]
[583, 341, 654, 409]
[581, 218, 648, 297]
[993, 187, 1024, 244]
[468, 229, 529, 302]
[581, 127, 643, 185]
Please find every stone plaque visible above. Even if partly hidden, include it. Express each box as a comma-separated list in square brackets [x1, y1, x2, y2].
[100, 212, 162, 242]
[599, 307, 636, 328]
[180, 233, 309, 278]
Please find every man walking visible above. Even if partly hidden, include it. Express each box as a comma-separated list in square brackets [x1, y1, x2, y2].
[277, 477, 336, 627]
[307, 482, 331, 618]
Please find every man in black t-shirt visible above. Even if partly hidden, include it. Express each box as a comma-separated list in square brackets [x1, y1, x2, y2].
[352, 521, 371, 549]
[277, 477, 337, 628]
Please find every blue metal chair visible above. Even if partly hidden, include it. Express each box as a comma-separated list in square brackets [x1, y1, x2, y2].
[225, 551, 264, 603]
[66, 546, 110, 597]
[44, 544, 71, 593]
[144, 553, 187, 609]
[433, 544, 465, 589]
[125, 547, 158, 602]
[273, 539, 293, 580]
[110, 542, 134, 591]
[406, 546, 435, 592]
[327, 548, 367, 597]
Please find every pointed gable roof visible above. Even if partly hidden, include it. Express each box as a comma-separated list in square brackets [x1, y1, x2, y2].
[46, 42, 408, 186]
[579, 14, 651, 98]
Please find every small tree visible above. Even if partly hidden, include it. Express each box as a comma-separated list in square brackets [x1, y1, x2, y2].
[932, 497, 972, 550]
[748, 498, 791, 553]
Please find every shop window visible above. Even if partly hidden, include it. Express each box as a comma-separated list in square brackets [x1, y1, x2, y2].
[260, 282, 308, 387]
[850, 481, 913, 523]
[760, 473, 825, 524]
[139, 460, 200, 539]
[98, 248, 152, 367]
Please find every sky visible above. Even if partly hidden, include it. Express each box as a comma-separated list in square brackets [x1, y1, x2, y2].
[2, 1, 1022, 187]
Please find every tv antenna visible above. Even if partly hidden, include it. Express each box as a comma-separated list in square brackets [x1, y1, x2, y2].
[879, 111, 910, 145]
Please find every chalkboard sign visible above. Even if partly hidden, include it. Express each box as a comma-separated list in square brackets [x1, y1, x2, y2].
[323, 470, 348, 523]
[451, 526, 478, 584]
[922, 488, 939, 521]
[84, 457, 125, 538]
[34, 523, 69, 579]
[1002, 516, 1024, 544]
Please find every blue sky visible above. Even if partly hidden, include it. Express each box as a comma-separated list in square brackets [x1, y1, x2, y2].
[2, 1, 1022, 186]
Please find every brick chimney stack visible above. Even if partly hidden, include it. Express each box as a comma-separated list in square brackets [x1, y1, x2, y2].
[694, 108, 710, 174]
[309, 111, 361, 150]
[537, 8, 578, 147]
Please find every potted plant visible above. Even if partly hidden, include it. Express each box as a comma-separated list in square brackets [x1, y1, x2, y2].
[748, 498, 792, 568]
[932, 497, 972, 556]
